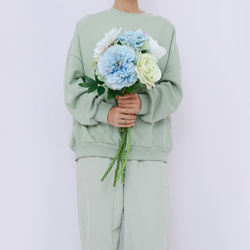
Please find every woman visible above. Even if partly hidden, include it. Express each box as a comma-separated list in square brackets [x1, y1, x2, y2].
[63, 0, 183, 249]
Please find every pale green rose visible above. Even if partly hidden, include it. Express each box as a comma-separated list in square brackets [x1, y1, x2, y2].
[135, 53, 162, 89]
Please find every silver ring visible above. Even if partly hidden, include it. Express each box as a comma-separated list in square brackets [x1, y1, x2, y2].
[122, 119, 126, 124]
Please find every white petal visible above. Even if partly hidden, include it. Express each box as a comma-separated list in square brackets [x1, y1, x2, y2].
[93, 27, 122, 60]
[148, 36, 167, 61]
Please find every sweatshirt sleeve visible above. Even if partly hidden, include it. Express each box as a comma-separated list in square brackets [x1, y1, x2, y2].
[136, 25, 183, 123]
[63, 23, 114, 125]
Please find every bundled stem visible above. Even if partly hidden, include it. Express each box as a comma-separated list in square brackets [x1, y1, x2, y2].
[100, 87, 133, 186]
[100, 131, 126, 182]
[113, 146, 122, 186]
[116, 127, 131, 184]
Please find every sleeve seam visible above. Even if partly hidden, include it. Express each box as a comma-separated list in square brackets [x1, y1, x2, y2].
[71, 23, 85, 71]
[160, 25, 175, 81]
[75, 23, 84, 62]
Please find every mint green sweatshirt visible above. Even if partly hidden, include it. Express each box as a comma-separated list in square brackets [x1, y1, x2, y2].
[63, 7, 183, 163]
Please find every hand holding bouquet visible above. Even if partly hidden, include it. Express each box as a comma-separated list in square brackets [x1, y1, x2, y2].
[107, 92, 140, 132]
[79, 27, 166, 186]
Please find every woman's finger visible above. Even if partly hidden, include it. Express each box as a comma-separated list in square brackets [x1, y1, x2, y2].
[117, 107, 137, 114]
[118, 99, 135, 104]
[116, 93, 137, 99]
[118, 103, 135, 108]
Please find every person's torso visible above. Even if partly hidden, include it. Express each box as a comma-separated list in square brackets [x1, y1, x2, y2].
[70, 8, 175, 158]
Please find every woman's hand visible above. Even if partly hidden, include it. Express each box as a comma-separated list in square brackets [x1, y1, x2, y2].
[116, 93, 141, 114]
[107, 93, 141, 127]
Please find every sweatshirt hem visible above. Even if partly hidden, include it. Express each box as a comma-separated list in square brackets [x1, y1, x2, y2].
[72, 143, 169, 163]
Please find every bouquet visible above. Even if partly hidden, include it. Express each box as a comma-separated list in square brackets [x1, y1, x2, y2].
[79, 27, 166, 186]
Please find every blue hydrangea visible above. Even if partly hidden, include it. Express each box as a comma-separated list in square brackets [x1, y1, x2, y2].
[97, 44, 138, 90]
[117, 28, 147, 51]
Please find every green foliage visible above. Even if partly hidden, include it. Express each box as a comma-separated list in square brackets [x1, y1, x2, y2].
[107, 88, 125, 100]
[84, 75, 98, 85]
[94, 73, 105, 85]
[107, 89, 116, 100]
[78, 82, 92, 87]
[79, 74, 147, 99]
[87, 85, 98, 93]
[79, 74, 105, 97]
[126, 84, 135, 93]
[97, 86, 105, 95]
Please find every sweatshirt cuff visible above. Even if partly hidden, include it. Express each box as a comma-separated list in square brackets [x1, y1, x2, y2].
[137, 93, 150, 115]
[94, 101, 114, 123]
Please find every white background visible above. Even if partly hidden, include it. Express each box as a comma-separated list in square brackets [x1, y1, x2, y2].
[0, 0, 250, 250]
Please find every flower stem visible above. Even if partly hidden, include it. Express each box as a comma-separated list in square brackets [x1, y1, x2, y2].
[100, 131, 126, 182]
[102, 87, 132, 186]
[116, 127, 131, 184]
[121, 129, 127, 164]
[120, 128, 127, 183]
[113, 145, 122, 187]
[113, 129, 127, 186]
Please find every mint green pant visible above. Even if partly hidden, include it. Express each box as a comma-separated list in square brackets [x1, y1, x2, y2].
[76, 156, 170, 250]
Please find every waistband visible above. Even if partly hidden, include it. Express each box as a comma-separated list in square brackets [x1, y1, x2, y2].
[72, 142, 169, 163]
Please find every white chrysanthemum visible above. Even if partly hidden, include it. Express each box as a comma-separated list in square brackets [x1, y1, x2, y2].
[93, 27, 122, 62]
[148, 36, 167, 61]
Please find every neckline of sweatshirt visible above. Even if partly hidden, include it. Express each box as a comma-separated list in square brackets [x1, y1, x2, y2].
[106, 6, 153, 17]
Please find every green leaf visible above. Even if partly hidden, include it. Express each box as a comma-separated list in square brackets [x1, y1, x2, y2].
[116, 89, 126, 97]
[87, 85, 98, 93]
[107, 89, 117, 100]
[126, 85, 135, 93]
[84, 75, 98, 85]
[97, 86, 105, 96]
[79, 82, 93, 88]
[79, 83, 86, 87]
[94, 73, 104, 84]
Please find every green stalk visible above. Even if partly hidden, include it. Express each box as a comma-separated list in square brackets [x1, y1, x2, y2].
[113, 138, 124, 187]
[116, 127, 132, 184]
[102, 86, 131, 185]
[122, 127, 131, 184]
[100, 131, 126, 182]
[120, 129, 127, 183]
[113, 127, 127, 186]
[121, 129, 127, 164]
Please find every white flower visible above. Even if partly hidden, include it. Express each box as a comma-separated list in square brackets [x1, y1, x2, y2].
[135, 53, 162, 89]
[93, 27, 122, 62]
[148, 36, 167, 61]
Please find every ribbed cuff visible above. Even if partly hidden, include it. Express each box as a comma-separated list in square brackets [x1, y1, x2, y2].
[94, 101, 114, 123]
[137, 93, 150, 115]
